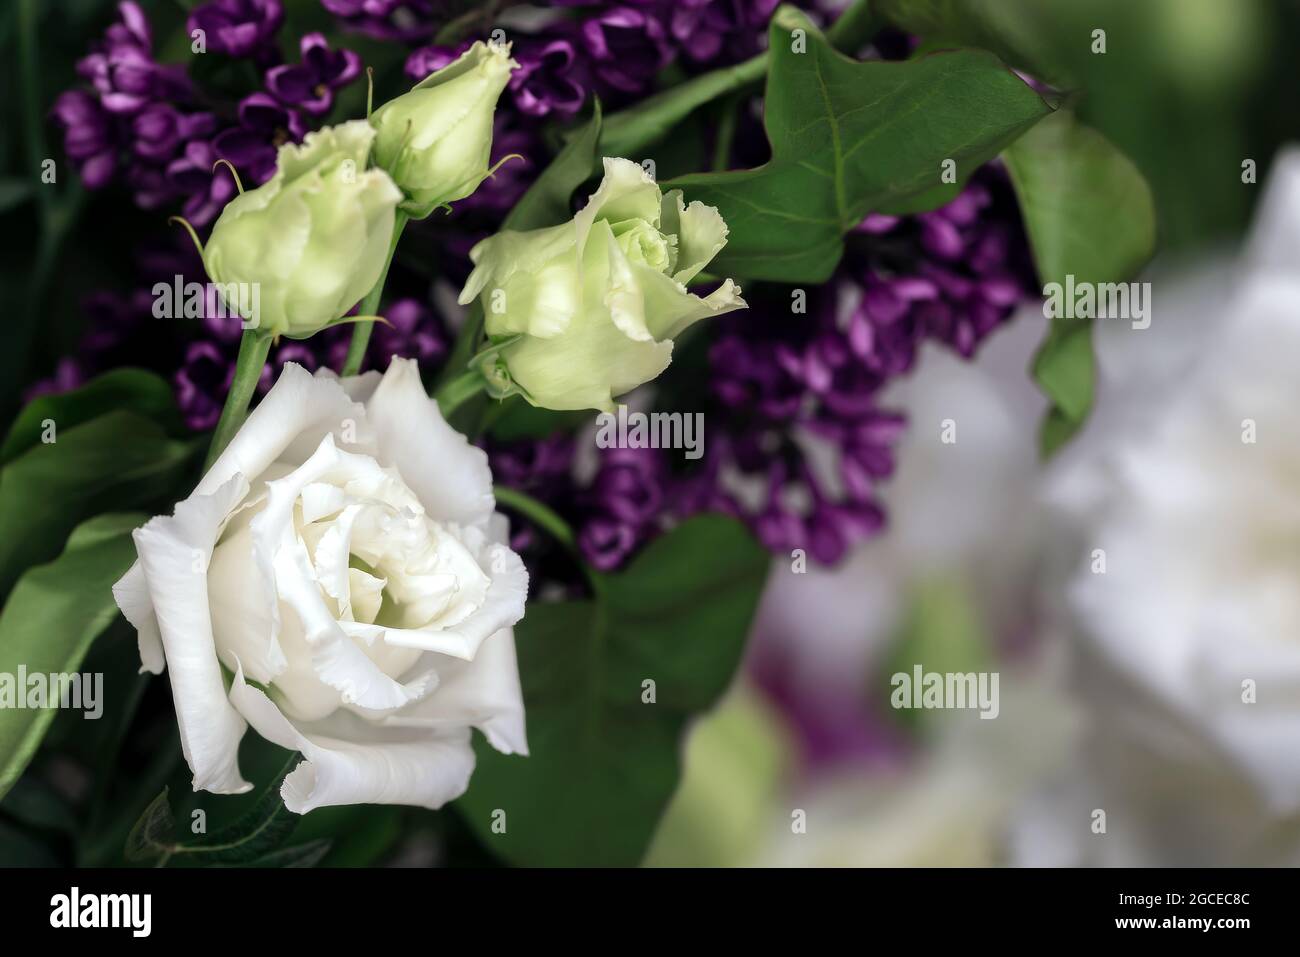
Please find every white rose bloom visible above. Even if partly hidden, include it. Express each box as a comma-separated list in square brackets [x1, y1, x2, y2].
[1016, 148, 1300, 865]
[112, 359, 528, 813]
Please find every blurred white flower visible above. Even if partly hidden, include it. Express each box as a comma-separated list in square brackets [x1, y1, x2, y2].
[752, 306, 1049, 710]
[654, 309, 1075, 866]
[1017, 148, 1300, 865]
[759, 677, 1072, 867]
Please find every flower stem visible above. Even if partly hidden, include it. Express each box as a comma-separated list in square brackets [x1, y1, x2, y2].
[203, 328, 271, 472]
[434, 368, 486, 419]
[597, 0, 881, 158]
[493, 486, 577, 553]
[341, 210, 409, 377]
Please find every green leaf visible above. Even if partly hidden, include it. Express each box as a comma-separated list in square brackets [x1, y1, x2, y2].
[126, 757, 301, 866]
[0, 817, 62, 866]
[0, 773, 77, 834]
[663, 5, 1050, 282]
[289, 804, 403, 867]
[457, 515, 770, 866]
[0, 410, 200, 597]
[874, 0, 1072, 86]
[484, 397, 590, 442]
[124, 789, 176, 864]
[505, 102, 603, 232]
[1003, 109, 1155, 453]
[239, 839, 333, 868]
[0, 512, 146, 800]
[1, 368, 183, 464]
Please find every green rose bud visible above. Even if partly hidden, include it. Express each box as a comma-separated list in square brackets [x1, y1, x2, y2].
[202, 121, 402, 339]
[370, 41, 519, 218]
[457, 158, 747, 412]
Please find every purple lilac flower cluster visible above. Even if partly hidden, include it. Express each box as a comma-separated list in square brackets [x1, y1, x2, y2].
[701, 167, 1036, 565]
[52, 1, 361, 227]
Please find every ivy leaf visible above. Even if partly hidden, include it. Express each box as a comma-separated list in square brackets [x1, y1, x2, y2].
[457, 515, 770, 866]
[0, 513, 146, 801]
[665, 5, 1050, 282]
[1003, 109, 1156, 454]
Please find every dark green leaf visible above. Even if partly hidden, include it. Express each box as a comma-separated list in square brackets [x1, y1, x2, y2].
[0, 512, 146, 800]
[239, 839, 333, 868]
[0, 179, 34, 217]
[1003, 110, 1155, 453]
[124, 789, 177, 864]
[0, 774, 77, 834]
[290, 804, 403, 866]
[458, 515, 770, 866]
[1, 368, 183, 464]
[0, 817, 62, 866]
[664, 6, 1050, 281]
[170, 757, 300, 865]
[505, 102, 603, 232]
[0, 410, 200, 597]
[126, 757, 301, 866]
[875, 0, 1071, 85]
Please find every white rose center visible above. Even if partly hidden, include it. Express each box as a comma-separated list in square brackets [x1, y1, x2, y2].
[207, 437, 491, 721]
[612, 217, 678, 274]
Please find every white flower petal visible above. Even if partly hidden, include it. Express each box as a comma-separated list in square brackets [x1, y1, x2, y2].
[112, 560, 164, 675]
[575, 158, 664, 243]
[660, 189, 730, 285]
[364, 358, 495, 527]
[382, 627, 528, 756]
[129, 474, 253, 795]
[229, 665, 477, 813]
[199, 363, 372, 498]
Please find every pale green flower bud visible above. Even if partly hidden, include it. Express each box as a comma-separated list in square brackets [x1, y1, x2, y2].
[202, 121, 402, 339]
[457, 158, 747, 412]
[370, 41, 519, 218]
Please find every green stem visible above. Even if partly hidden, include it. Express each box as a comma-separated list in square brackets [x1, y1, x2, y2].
[435, 303, 485, 391]
[203, 329, 271, 472]
[493, 486, 578, 554]
[342, 210, 409, 377]
[712, 93, 742, 171]
[495, 486, 606, 597]
[434, 369, 486, 419]
[597, 0, 880, 159]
